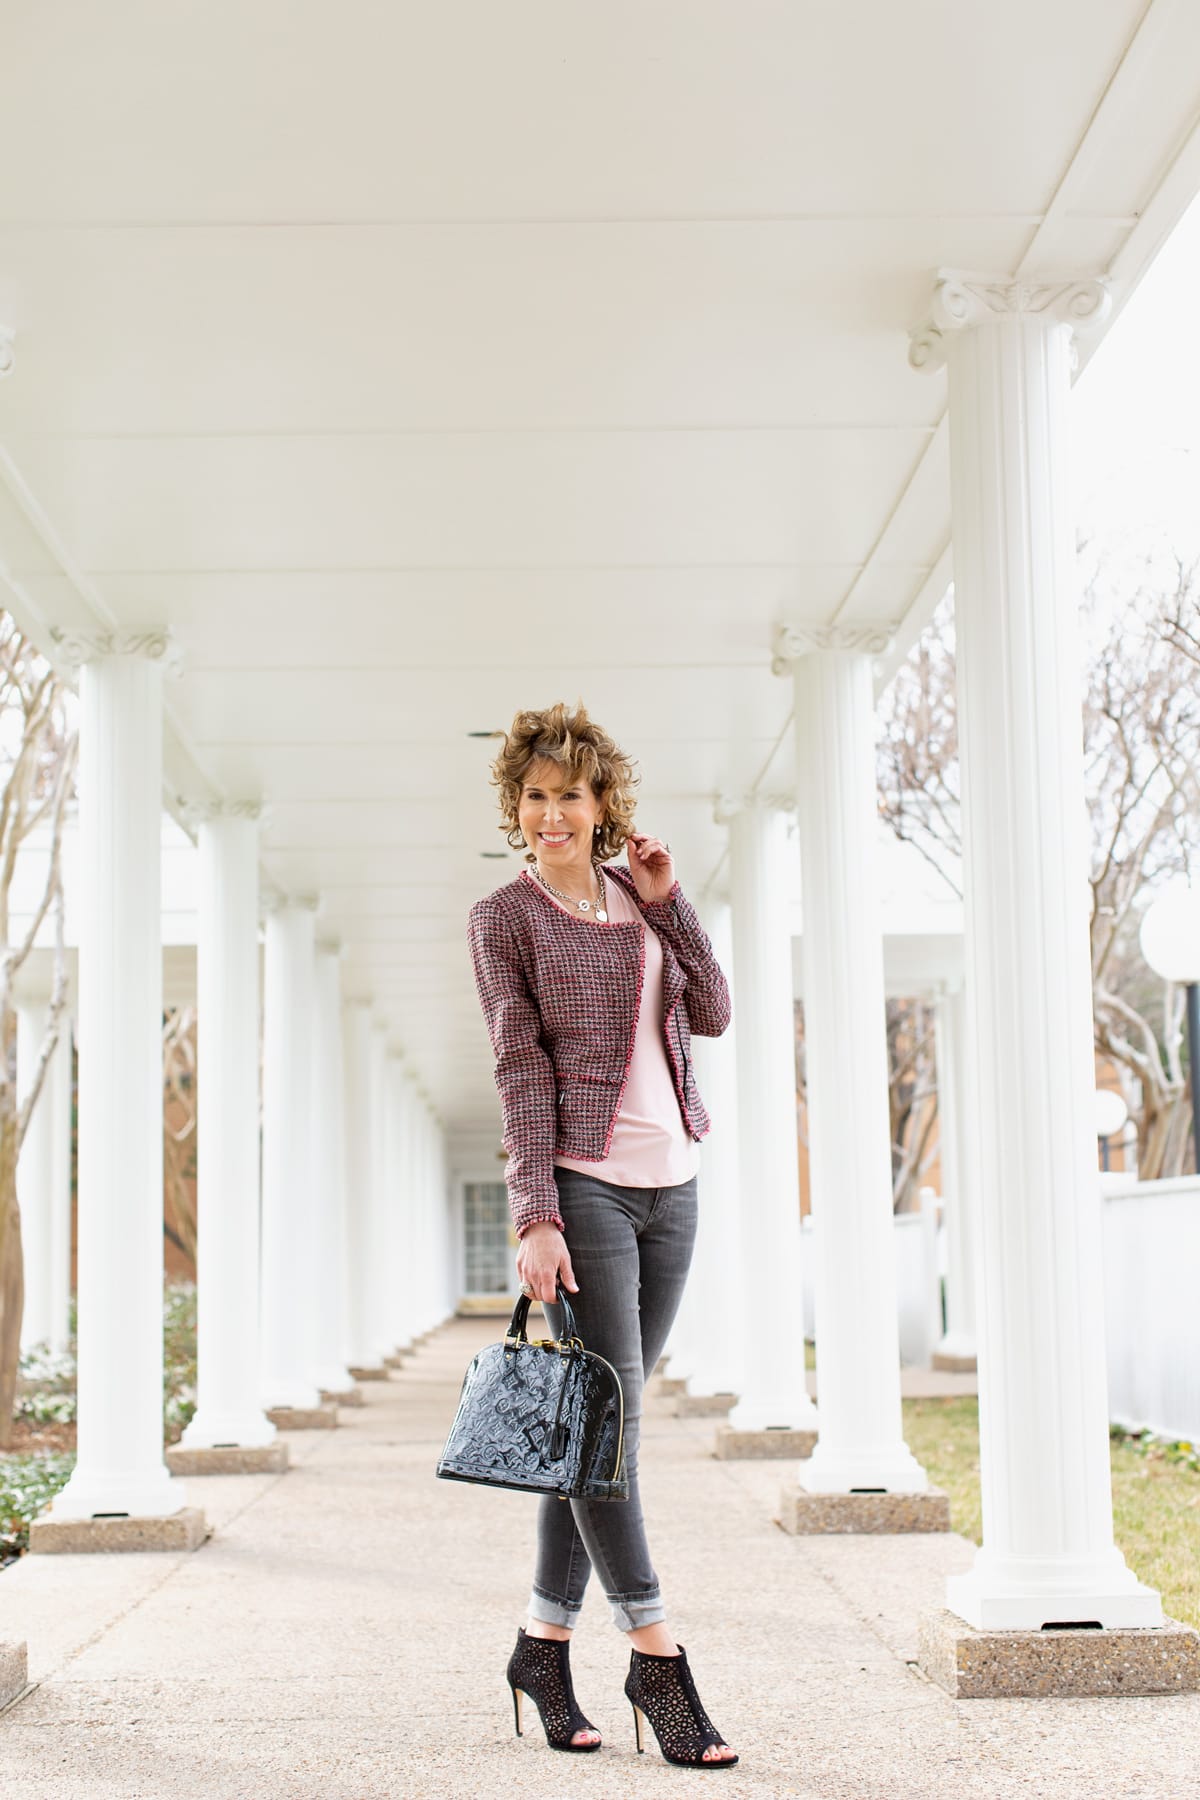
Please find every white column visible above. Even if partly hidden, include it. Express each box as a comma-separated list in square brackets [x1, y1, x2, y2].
[911, 272, 1160, 1627]
[259, 899, 321, 1410]
[48, 1011, 73, 1353]
[16, 1000, 73, 1354]
[51, 633, 184, 1520]
[310, 941, 354, 1392]
[684, 895, 745, 1398]
[383, 1055, 413, 1353]
[366, 1021, 393, 1360]
[774, 634, 927, 1493]
[426, 1108, 452, 1331]
[933, 984, 976, 1363]
[722, 800, 816, 1431]
[182, 807, 276, 1449]
[341, 1000, 385, 1372]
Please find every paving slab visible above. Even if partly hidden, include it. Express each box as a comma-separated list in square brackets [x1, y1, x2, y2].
[2, 1315, 1198, 1800]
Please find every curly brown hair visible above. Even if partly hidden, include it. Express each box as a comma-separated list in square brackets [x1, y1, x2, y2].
[491, 701, 639, 863]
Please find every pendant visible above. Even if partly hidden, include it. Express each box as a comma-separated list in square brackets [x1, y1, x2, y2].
[596, 908, 608, 922]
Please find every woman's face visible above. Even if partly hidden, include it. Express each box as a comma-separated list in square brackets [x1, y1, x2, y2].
[518, 759, 604, 873]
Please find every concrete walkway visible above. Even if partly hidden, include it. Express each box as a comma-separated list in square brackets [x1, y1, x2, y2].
[1, 1317, 1196, 1799]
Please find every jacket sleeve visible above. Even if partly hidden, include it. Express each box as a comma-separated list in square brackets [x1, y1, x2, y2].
[638, 881, 732, 1037]
[467, 893, 566, 1237]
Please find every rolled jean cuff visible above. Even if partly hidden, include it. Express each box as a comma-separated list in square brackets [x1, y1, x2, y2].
[528, 1586, 583, 1630]
[609, 1588, 666, 1633]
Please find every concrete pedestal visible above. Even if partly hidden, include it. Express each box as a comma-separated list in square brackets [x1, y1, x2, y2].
[0, 1642, 28, 1710]
[321, 1384, 365, 1407]
[266, 1403, 338, 1430]
[715, 1424, 817, 1460]
[166, 1444, 289, 1476]
[780, 1487, 950, 1535]
[650, 1375, 687, 1400]
[348, 1364, 389, 1382]
[918, 1609, 1200, 1698]
[931, 1350, 978, 1374]
[29, 1508, 208, 1554]
[675, 1391, 736, 1418]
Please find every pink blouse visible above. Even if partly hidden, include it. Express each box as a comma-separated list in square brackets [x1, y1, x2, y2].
[550, 869, 701, 1189]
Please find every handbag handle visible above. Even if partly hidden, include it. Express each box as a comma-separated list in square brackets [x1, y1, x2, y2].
[505, 1279, 581, 1351]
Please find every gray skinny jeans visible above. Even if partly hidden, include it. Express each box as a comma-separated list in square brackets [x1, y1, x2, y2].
[530, 1165, 698, 1633]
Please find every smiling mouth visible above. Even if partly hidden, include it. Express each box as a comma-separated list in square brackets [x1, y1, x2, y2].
[539, 832, 572, 844]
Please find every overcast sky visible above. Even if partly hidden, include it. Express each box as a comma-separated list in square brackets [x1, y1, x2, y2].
[1073, 195, 1200, 564]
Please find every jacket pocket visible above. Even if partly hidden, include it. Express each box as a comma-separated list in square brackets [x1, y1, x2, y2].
[554, 1079, 614, 1160]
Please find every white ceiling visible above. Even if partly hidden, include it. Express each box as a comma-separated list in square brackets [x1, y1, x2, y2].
[2, 1, 1199, 1143]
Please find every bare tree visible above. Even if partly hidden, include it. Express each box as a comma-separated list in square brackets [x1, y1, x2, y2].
[878, 561, 1200, 1180]
[0, 617, 77, 1445]
[887, 997, 940, 1211]
[163, 1006, 198, 1268]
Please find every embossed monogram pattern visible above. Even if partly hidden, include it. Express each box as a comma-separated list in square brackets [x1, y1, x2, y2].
[437, 1337, 627, 1500]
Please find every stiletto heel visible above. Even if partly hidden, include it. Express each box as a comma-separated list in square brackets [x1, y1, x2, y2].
[632, 1701, 646, 1754]
[624, 1645, 738, 1769]
[505, 1627, 602, 1753]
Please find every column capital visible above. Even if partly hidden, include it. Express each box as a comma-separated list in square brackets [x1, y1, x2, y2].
[771, 621, 898, 672]
[0, 322, 14, 379]
[261, 890, 318, 916]
[909, 270, 1111, 372]
[51, 625, 183, 675]
[713, 789, 795, 827]
[182, 798, 263, 829]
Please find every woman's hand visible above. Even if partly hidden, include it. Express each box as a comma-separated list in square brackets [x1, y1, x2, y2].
[626, 832, 676, 905]
[516, 1221, 579, 1306]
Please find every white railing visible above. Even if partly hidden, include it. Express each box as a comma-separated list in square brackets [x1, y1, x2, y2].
[801, 1174, 1200, 1438]
[1101, 1172, 1200, 1442]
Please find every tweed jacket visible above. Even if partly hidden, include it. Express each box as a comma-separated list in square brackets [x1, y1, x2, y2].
[467, 865, 731, 1237]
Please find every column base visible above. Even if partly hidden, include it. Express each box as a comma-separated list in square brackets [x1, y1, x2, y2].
[0, 1642, 28, 1710]
[800, 1441, 930, 1494]
[29, 1507, 208, 1555]
[347, 1364, 389, 1381]
[265, 1403, 338, 1430]
[181, 1410, 277, 1452]
[313, 1364, 357, 1394]
[727, 1395, 819, 1433]
[166, 1444, 289, 1476]
[675, 1391, 737, 1419]
[650, 1375, 687, 1400]
[47, 1468, 188, 1522]
[320, 1385, 364, 1407]
[918, 1609, 1200, 1698]
[260, 1380, 322, 1412]
[946, 1553, 1165, 1630]
[932, 1349, 978, 1374]
[780, 1486, 950, 1534]
[383, 1353, 406, 1370]
[714, 1424, 817, 1460]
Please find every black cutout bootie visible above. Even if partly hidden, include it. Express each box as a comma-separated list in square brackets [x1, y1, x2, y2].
[625, 1644, 738, 1768]
[506, 1626, 601, 1752]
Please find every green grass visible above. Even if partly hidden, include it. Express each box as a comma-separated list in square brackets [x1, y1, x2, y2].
[903, 1396, 1200, 1630]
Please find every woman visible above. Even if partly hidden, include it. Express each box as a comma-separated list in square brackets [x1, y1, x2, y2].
[467, 701, 738, 1769]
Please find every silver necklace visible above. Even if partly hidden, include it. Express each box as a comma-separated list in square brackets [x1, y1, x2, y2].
[535, 860, 608, 922]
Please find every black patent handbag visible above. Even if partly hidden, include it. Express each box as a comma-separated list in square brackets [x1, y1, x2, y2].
[436, 1285, 628, 1501]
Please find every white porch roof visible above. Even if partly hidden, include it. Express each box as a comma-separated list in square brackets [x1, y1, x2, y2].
[2, 2, 1199, 1137]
